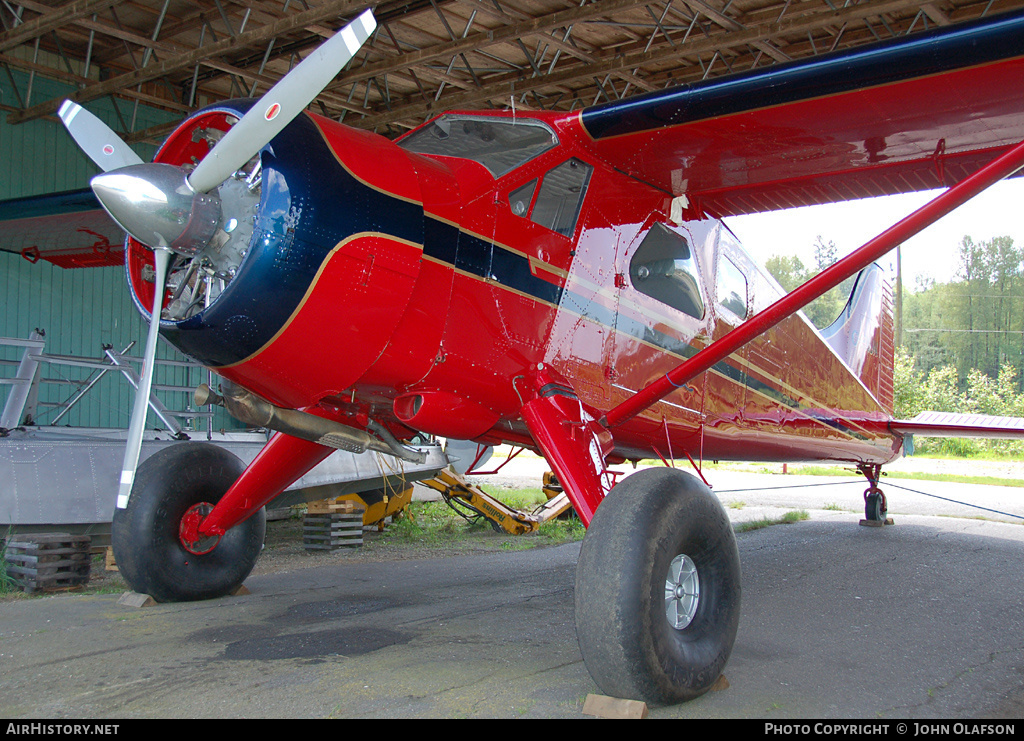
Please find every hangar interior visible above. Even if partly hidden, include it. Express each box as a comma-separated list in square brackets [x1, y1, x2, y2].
[0, 0, 1022, 441]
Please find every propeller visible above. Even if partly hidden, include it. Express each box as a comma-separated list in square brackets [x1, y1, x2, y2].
[59, 9, 378, 508]
[87, 8, 378, 255]
[59, 100, 144, 172]
[188, 8, 376, 193]
[116, 246, 171, 508]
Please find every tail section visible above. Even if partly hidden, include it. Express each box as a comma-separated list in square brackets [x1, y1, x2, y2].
[819, 263, 895, 414]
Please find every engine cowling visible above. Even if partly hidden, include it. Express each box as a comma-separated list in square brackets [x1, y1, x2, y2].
[124, 102, 432, 409]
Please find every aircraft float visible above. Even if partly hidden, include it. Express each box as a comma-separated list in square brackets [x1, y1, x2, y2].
[14, 5, 1024, 705]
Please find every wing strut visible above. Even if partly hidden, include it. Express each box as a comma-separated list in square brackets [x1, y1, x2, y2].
[602, 138, 1024, 428]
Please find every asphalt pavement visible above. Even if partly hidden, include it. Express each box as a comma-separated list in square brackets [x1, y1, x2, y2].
[1, 469, 1023, 720]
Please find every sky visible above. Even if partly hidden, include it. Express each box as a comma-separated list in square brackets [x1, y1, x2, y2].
[724, 177, 1024, 291]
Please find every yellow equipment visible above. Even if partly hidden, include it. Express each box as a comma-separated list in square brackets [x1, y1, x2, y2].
[319, 483, 415, 529]
[419, 468, 573, 535]
[310, 469, 573, 536]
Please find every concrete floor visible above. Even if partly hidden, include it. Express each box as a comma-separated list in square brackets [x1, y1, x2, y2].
[1, 468, 1023, 719]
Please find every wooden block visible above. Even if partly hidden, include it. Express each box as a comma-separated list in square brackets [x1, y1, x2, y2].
[118, 591, 157, 608]
[582, 694, 648, 720]
[859, 517, 895, 527]
[105, 547, 118, 572]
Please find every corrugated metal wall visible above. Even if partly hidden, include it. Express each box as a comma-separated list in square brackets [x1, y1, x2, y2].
[0, 70, 170, 199]
[1, 68, 242, 431]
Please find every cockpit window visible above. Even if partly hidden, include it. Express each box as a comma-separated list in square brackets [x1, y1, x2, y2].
[718, 255, 748, 318]
[630, 223, 705, 319]
[398, 115, 557, 177]
[530, 158, 592, 237]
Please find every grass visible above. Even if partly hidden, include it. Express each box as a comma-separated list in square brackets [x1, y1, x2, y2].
[706, 458, 1024, 489]
[377, 491, 585, 551]
[735, 509, 810, 533]
[781, 464, 1024, 488]
[0, 532, 18, 596]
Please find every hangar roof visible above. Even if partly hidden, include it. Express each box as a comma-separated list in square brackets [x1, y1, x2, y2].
[2, 0, 1023, 143]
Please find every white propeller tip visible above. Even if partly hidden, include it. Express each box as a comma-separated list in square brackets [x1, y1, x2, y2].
[58, 100, 80, 124]
[357, 8, 376, 35]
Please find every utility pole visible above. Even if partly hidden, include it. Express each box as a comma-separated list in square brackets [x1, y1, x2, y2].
[896, 243, 903, 348]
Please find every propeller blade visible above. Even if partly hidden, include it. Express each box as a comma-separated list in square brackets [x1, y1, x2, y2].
[188, 9, 376, 194]
[116, 247, 172, 509]
[58, 100, 144, 172]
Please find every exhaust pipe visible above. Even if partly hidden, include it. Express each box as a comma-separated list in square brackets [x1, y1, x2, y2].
[194, 380, 426, 464]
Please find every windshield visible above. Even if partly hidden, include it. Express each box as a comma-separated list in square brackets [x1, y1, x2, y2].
[398, 115, 557, 177]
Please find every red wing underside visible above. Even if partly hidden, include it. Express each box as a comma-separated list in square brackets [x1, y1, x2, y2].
[575, 10, 1024, 217]
[0, 190, 124, 269]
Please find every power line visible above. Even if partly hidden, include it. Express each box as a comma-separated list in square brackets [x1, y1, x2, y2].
[905, 328, 1024, 334]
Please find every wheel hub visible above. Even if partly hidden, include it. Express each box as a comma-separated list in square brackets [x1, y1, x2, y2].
[665, 553, 700, 629]
[179, 502, 222, 555]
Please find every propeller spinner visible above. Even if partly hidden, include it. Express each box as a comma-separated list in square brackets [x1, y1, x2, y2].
[59, 9, 377, 506]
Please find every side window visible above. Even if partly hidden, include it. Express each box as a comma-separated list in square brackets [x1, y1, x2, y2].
[529, 158, 592, 237]
[718, 255, 748, 319]
[629, 223, 704, 319]
[508, 179, 537, 216]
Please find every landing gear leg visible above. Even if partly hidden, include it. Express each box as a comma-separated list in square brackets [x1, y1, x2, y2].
[857, 463, 889, 524]
[574, 467, 741, 705]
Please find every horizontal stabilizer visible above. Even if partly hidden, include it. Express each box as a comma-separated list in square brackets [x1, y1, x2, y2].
[892, 411, 1024, 440]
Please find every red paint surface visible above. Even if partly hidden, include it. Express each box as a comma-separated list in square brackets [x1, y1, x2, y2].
[119, 45, 1024, 531]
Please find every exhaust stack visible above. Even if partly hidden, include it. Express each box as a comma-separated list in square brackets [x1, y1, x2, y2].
[195, 381, 426, 464]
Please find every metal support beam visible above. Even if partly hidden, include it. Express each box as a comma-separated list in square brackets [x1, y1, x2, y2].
[0, 330, 44, 429]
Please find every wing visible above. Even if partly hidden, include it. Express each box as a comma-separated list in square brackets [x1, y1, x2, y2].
[891, 411, 1024, 440]
[576, 9, 1024, 217]
[0, 189, 125, 269]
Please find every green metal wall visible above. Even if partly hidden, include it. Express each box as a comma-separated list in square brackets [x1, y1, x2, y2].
[0, 69, 172, 199]
[0, 68, 242, 431]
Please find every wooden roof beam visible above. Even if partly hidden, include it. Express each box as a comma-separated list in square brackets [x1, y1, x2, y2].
[6, 0, 370, 124]
[352, 0, 931, 128]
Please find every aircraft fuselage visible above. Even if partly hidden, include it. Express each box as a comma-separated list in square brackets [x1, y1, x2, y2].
[126, 102, 901, 475]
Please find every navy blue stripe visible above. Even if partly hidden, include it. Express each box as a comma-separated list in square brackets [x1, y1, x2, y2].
[581, 9, 1024, 140]
[424, 218, 565, 306]
[423, 223, 866, 437]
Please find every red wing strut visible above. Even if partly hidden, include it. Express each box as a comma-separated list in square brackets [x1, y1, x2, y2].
[602, 139, 1024, 428]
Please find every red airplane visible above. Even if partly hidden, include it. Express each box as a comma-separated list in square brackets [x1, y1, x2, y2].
[27, 6, 1024, 705]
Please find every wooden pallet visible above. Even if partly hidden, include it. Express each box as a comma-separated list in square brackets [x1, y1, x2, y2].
[303, 511, 363, 550]
[4, 533, 91, 593]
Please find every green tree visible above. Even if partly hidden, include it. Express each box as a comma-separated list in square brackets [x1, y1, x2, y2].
[764, 236, 857, 329]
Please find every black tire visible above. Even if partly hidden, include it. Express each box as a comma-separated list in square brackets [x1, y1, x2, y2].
[864, 488, 887, 521]
[111, 442, 266, 602]
[575, 467, 741, 705]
